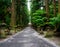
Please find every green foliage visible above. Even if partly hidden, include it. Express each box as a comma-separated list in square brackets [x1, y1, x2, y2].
[5, 15, 10, 25]
[31, 0, 40, 13]
[32, 8, 60, 32]
[49, 17, 57, 26]
[48, 14, 60, 30]
[16, 0, 28, 26]
[56, 14, 60, 22]
[0, 0, 11, 25]
[32, 9, 46, 27]
[36, 9, 46, 15]
[32, 16, 44, 26]
[33, 9, 46, 16]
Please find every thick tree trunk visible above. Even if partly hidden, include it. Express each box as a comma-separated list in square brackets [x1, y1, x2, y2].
[58, 0, 60, 13]
[53, 0, 56, 16]
[45, 0, 49, 18]
[17, 0, 20, 25]
[10, 0, 16, 29]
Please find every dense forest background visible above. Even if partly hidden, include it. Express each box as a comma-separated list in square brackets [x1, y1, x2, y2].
[0, 0, 60, 38]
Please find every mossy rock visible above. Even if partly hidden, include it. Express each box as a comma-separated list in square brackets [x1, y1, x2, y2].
[44, 31, 54, 38]
[0, 30, 6, 39]
[40, 31, 44, 34]
[10, 30, 15, 35]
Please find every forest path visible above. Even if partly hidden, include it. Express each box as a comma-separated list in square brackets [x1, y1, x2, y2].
[0, 27, 58, 47]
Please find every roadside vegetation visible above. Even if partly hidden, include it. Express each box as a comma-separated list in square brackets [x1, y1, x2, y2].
[31, 0, 60, 38]
[0, 0, 28, 39]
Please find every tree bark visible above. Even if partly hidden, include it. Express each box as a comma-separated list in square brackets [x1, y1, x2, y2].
[45, 0, 49, 18]
[58, 0, 60, 13]
[53, 0, 56, 16]
[10, 0, 16, 29]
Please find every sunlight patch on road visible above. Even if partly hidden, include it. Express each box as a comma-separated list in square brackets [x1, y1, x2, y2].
[23, 43, 34, 47]
[8, 40, 12, 42]
[18, 40, 31, 43]
[23, 35, 29, 37]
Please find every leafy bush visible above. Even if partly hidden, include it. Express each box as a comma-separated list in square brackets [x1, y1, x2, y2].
[48, 14, 60, 31]
[49, 17, 57, 27]
[32, 9, 46, 27]
[0, 0, 11, 25]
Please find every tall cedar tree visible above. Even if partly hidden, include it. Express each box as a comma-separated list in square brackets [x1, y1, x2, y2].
[45, 0, 49, 18]
[58, 0, 60, 13]
[53, 0, 56, 16]
[10, 0, 16, 28]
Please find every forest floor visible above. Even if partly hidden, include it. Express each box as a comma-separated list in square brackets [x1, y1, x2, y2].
[47, 37, 60, 46]
[0, 34, 14, 42]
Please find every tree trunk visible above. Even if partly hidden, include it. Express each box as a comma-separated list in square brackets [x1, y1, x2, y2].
[53, 0, 56, 16]
[45, 0, 49, 18]
[58, 0, 60, 13]
[10, 0, 16, 29]
[16, 0, 20, 25]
